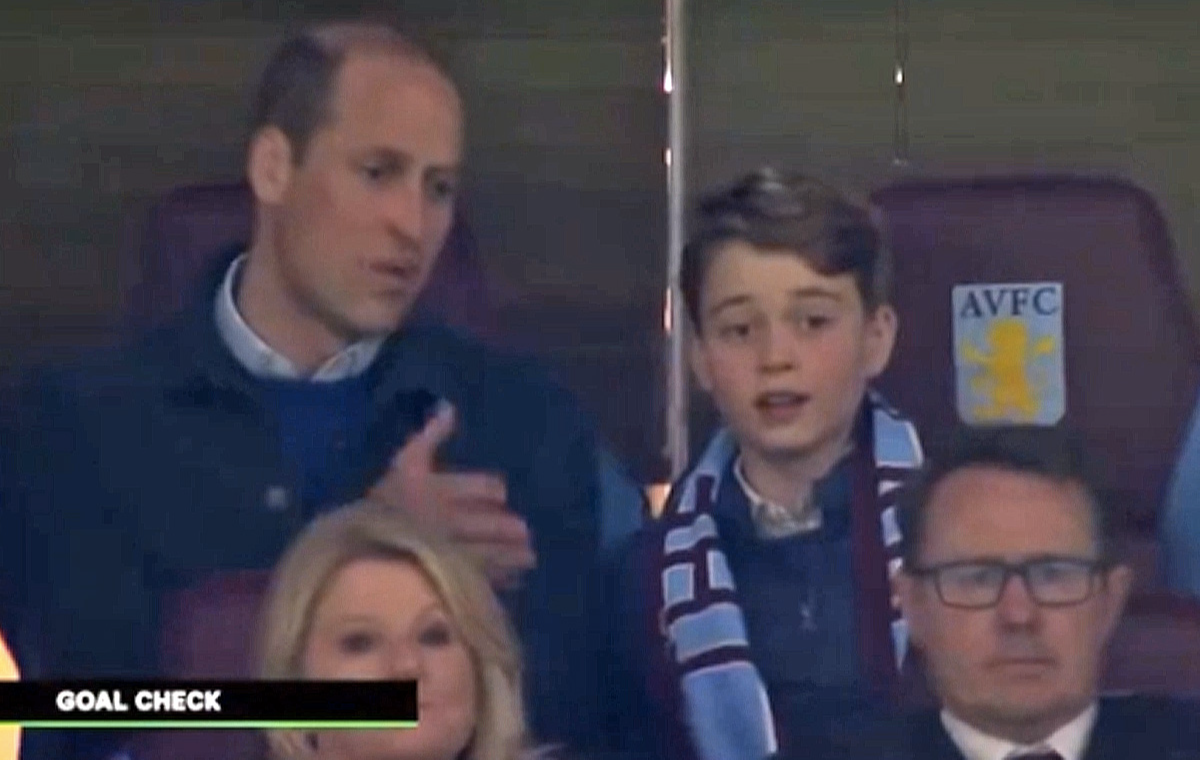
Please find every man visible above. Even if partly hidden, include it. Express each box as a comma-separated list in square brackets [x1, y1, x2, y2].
[854, 426, 1200, 759]
[11, 21, 635, 757]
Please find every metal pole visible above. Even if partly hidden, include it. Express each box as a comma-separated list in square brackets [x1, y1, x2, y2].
[664, 0, 689, 478]
[892, 0, 910, 166]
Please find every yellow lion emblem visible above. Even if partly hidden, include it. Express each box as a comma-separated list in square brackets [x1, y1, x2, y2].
[959, 318, 1056, 421]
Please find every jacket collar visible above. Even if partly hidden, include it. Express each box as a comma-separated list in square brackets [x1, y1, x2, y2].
[154, 247, 465, 410]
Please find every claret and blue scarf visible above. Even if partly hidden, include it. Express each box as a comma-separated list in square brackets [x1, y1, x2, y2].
[652, 391, 923, 758]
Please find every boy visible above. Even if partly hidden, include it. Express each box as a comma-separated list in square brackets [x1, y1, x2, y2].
[610, 169, 924, 758]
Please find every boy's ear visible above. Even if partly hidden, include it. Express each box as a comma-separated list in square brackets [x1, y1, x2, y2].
[863, 303, 898, 379]
[689, 333, 714, 393]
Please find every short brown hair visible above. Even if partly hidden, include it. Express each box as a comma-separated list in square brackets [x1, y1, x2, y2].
[251, 21, 452, 163]
[897, 426, 1114, 567]
[681, 168, 891, 330]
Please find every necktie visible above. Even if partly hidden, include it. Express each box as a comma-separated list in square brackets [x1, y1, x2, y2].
[1005, 747, 1063, 760]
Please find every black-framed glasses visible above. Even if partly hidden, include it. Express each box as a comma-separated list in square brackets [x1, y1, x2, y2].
[906, 557, 1108, 609]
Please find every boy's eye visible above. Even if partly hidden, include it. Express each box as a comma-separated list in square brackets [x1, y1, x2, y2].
[717, 323, 752, 340]
[790, 312, 835, 331]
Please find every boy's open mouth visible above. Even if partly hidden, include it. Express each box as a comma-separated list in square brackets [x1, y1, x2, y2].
[754, 391, 810, 419]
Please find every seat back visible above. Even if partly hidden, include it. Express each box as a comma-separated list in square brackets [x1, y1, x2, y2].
[1104, 592, 1200, 697]
[871, 176, 1200, 580]
[131, 571, 272, 759]
[124, 183, 499, 339]
[874, 175, 1200, 700]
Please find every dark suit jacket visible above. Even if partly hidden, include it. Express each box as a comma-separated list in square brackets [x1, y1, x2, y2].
[825, 695, 1200, 760]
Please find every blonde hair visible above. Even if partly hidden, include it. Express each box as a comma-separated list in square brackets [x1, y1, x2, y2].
[258, 501, 528, 759]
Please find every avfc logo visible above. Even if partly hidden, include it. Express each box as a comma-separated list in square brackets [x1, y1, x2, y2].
[952, 282, 1065, 425]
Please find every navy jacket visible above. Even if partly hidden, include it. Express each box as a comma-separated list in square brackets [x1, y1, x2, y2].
[10, 255, 611, 757]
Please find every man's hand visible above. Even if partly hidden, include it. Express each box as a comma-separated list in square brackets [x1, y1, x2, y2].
[368, 401, 536, 587]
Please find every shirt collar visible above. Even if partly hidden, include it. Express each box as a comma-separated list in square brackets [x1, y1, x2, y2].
[214, 254, 385, 382]
[731, 455, 823, 539]
[730, 440, 857, 539]
[940, 703, 1098, 760]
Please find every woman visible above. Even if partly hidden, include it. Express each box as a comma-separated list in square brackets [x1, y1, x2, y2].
[258, 501, 529, 759]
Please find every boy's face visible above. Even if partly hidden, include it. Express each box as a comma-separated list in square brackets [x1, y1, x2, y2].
[690, 240, 897, 463]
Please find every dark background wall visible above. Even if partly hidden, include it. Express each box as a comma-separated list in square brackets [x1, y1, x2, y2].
[2, 0, 1198, 481]
[0, 0, 668, 478]
[682, 0, 1200, 465]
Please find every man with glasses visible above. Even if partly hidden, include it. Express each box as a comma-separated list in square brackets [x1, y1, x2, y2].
[853, 426, 1200, 759]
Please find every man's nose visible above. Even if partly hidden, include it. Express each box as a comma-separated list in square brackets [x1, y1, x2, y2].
[385, 180, 425, 245]
[995, 572, 1040, 627]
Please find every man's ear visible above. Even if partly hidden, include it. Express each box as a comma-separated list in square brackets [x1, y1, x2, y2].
[863, 303, 898, 379]
[1099, 563, 1134, 643]
[247, 126, 295, 205]
[689, 332, 713, 393]
[894, 569, 927, 649]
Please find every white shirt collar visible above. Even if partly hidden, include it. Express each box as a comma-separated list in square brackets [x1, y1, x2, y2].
[940, 703, 1098, 760]
[214, 254, 385, 382]
[732, 455, 823, 539]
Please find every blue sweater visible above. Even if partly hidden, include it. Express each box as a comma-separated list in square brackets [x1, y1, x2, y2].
[606, 454, 877, 758]
[11, 256, 611, 758]
[712, 456, 862, 697]
[258, 374, 376, 514]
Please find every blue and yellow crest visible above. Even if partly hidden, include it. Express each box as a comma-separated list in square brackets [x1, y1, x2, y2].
[952, 282, 1065, 425]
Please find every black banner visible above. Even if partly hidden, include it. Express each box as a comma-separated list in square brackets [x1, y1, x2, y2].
[0, 681, 417, 728]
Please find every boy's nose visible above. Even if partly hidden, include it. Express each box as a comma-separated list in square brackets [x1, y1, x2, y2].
[757, 323, 796, 371]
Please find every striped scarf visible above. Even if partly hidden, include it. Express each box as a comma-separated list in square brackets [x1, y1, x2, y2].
[655, 392, 923, 758]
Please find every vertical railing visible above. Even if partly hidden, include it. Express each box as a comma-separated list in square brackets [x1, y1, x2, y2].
[892, 0, 910, 166]
[664, 0, 689, 480]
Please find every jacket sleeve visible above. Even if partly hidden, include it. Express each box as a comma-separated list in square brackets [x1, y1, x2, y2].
[599, 529, 681, 758]
[509, 378, 607, 755]
[10, 365, 153, 758]
[595, 443, 648, 552]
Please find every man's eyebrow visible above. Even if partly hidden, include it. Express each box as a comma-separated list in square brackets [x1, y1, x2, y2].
[358, 146, 409, 160]
[355, 147, 460, 175]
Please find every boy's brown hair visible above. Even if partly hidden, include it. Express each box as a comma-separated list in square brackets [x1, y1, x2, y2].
[681, 168, 892, 331]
